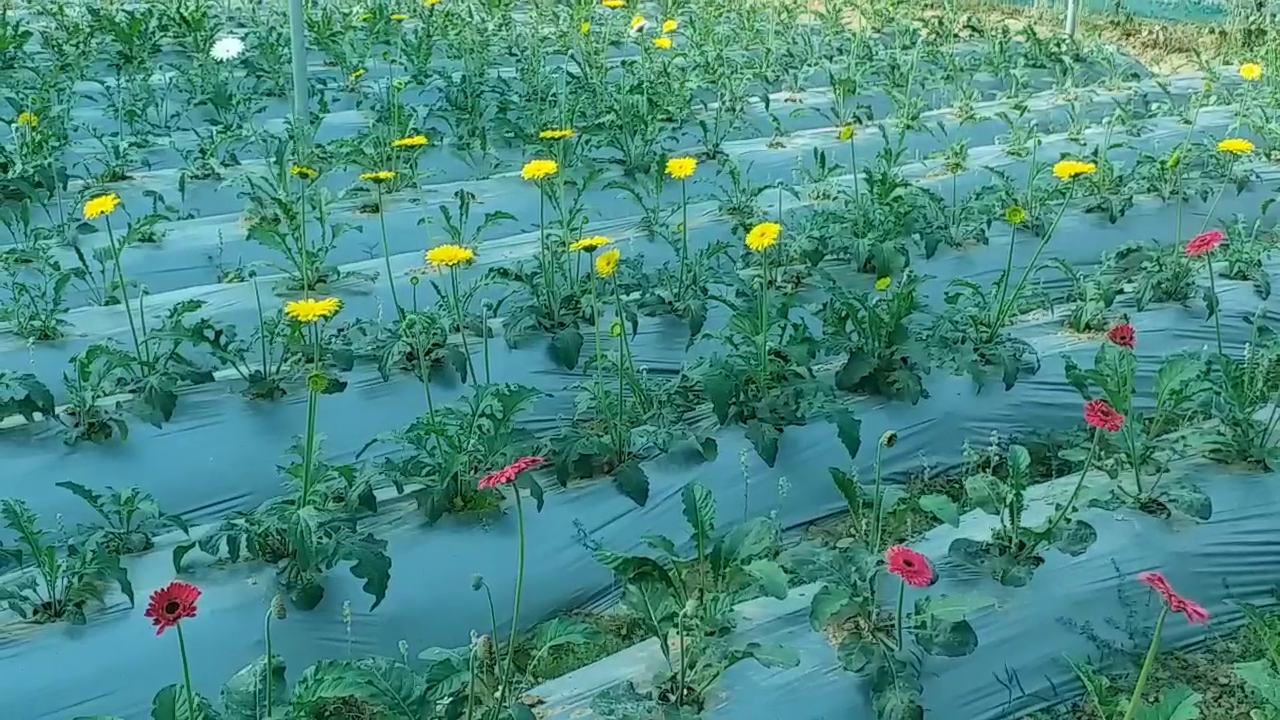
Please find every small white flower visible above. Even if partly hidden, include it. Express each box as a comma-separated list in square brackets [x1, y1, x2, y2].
[210, 36, 245, 62]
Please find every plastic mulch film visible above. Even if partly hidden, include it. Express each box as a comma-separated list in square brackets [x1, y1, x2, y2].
[0, 60, 1271, 718]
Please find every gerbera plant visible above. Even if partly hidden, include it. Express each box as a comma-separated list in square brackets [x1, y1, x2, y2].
[145, 581, 207, 716]
[424, 243, 478, 385]
[1070, 572, 1207, 720]
[177, 297, 392, 611]
[589, 482, 799, 714]
[782, 432, 990, 720]
[1062, 327, 1213, 520]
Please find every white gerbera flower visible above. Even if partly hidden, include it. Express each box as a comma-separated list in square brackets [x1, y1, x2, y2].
[210, 36, 245, 62]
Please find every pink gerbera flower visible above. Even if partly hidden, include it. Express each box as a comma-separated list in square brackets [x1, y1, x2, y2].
[885, 545, 934, 588]
[1138, 571, 1209, 625]
[477, 456, 546, 490]
[1106, 322, 1136, 350]
[1084, 399, 1125, 433]
[1185, 230, 1224, 258]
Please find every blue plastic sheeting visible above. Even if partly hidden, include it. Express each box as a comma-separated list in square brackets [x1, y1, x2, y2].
[528, 456, 1279, 719]
[0, 43, 1268, 720]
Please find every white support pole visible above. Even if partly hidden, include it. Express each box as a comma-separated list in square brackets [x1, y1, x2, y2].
[1065, 0, 1080, 38]
[287, 0, 310, 144]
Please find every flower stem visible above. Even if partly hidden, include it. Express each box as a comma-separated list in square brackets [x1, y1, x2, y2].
[375, 185, 403, 319]
[449, 267, 477, 385]
[1037, 429, 1100, 549]
[1121, 606, 1168, 720]
[1205, 253, 1223, 356]
[870, 442, 887, 552]
[499, 489, 528, 713]
[756, 250, 770, 394]
[105, 216, 146, 365]
[989, 182, 1076, 342]
[175, 622, 197, 717]
[894, 579, 905, 650]
[263, 609, 275, 715]
[299, 324, 322, 508]
[678, 178, 689, 298]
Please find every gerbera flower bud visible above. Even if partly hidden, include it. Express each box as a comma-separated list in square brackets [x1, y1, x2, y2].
[471, 573, 484, 590]
[880, 430, 898, 448]
[270, 594, 287, 620]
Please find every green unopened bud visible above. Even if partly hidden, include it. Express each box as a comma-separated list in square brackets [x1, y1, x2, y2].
[880, 430, 898, 448]
[410, 275, 420, 286]
[470, 573, 484, 591]
[1167, 151, 1181, 169]
[270, 594, 287, 620]
[307, 371, 328, 393]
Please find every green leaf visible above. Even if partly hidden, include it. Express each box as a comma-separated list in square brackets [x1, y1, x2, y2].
[745, 419, 780, 466]
[681, 482, 716, 547]
[716, 517, 779, 564]
[289, 506, 321, 570]
[704, 372, 734, 425]
[913, 616, 979, 658]
[743, 558, 788, 599]
[831, 409, 862, 463]
[917, 494, 959, 527]
[615, 460, 650, 506]
[622, 577, 678, 639]
[808, 582, 851, 630]
[221, 655, 288, 720]
[151, 685, 213, 720]
[963, 473, 1004, 516]
[1236, 660, 1280, 706]
[922, 593, 996, 623]
[835, 636, 878, 674]
[835, 350, 876, 390]
[740, 641, 800, 668]
[1006, 444, 1031, 485]
[1048, 519, 1097, 557]
[549, 327, 584, 370]
[1134, 686, 1201, 720]
[347, 533, 392, 610]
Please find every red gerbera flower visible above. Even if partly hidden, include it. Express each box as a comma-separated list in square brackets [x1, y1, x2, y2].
[1106, 322, 1136, 350]
[478, 456, 546, 490]
[144, 581, 201, 636]
[1138, 571, 1209, 625]
[885, 545, 934, 588]
[1084, 399, 1125, 433]
[1185, 229, 1224, 258]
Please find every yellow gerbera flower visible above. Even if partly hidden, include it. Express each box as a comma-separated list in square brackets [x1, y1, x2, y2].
[653, 36, 672, 50]
[665, 156, 697, 180]
[392, 135, 429, 149]
[16, 111, 38, 128]
[291, 165, 319, 181]
[425, 0, 441, 6]
[521, 159, 559, 181]
[1005, 207, 1027, 225]
[285, 297, 342, 323]
[602, 0, 625, 7]
[662, 19, 678, 33]
[539, 128, 575, 140]
[1240, 63, 1263, 82]
[569, 235, 610, 253]
[361, 170, 396, 184]
[839, 125, 854, 141]
[596, 247, 621, 278]
[630, 15, 647, 31]
[875, 277, 891, 292]
[425, 244, 476, 268]
[83, 193, 122, 220]
[1052, 160, 1097, 182]
[390, 13, 409, 21]
[350, 68, 367, 82]
[580, 21, 590, 34]
[1217, 137, 1254, 155]
[745, 222, 781, 252]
